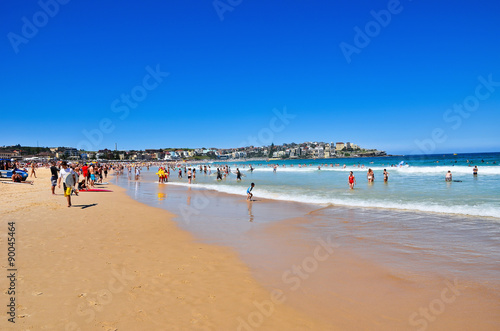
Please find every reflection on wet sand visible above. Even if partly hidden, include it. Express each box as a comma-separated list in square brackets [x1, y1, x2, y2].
[247, 200, 254, 222]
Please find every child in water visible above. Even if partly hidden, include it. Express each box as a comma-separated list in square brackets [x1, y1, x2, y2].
[247, 183, 255, 200]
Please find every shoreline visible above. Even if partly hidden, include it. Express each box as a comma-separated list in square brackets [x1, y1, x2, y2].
[0, 168, 330, 330]
[115, 174, 500, 330]
[159, 181, 500, 220]
[2, 168, 499, 330]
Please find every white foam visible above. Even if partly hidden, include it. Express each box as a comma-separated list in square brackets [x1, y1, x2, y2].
[164, 182, 500, 218]
[247, 165, 500, 175]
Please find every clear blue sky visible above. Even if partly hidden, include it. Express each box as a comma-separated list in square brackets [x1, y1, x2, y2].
[1, 0, 499, 154]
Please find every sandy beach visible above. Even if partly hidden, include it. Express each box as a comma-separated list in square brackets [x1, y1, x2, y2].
[0, 168, 330, 330]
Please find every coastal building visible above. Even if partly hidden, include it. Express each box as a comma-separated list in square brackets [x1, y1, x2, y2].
[336, 142, 345, 151]
[0, 151, 22, 160]
[153, 152, 164, 160]
[36, 151, 55, 159]
[234, 151, 247, 159]
[165, 151, 179, 160]
[313, 147, 324, 158]
[324, 144, 331, 158]
[56, 147, 79, 158]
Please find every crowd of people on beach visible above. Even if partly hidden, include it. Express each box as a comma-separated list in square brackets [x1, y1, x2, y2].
[0, 157, 491, 206]
[48, 161, 112, 207]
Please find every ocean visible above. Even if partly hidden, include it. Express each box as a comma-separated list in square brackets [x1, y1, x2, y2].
[153, 152, 499, 218]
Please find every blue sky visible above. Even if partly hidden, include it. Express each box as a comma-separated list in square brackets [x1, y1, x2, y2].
[1, 0, 499, 154]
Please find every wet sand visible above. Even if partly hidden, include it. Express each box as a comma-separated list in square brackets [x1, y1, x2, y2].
[118, 177, 500, 330]
[0, 168, 330, 330]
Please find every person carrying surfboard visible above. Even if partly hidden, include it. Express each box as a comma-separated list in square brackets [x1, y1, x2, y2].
[58, 161, 77, 207]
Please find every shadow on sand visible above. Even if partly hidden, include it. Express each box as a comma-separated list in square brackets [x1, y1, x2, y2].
[72, 203, 98, 209]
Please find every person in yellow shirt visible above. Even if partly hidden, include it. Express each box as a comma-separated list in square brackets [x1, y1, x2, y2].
[156, 168, 164, 183]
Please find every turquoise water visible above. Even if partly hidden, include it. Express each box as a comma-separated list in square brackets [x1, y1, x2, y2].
[160, 153, 500, 218]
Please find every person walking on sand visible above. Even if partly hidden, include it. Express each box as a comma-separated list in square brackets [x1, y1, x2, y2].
[348, 171, 356, 190]
[50, 161, 59, 195]
[58, 161, 77, 207]
[247, 183, 255, 200]
[30, 161, 37, 178]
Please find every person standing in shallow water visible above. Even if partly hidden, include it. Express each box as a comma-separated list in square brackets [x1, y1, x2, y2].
[383, 169, 389, 183]
[367, 169, 374, 183]
[473, 166, 478, 176]
[348, 171, 356, 190]
[446, 171, 452, 182]
[247, 183, 255, 200]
